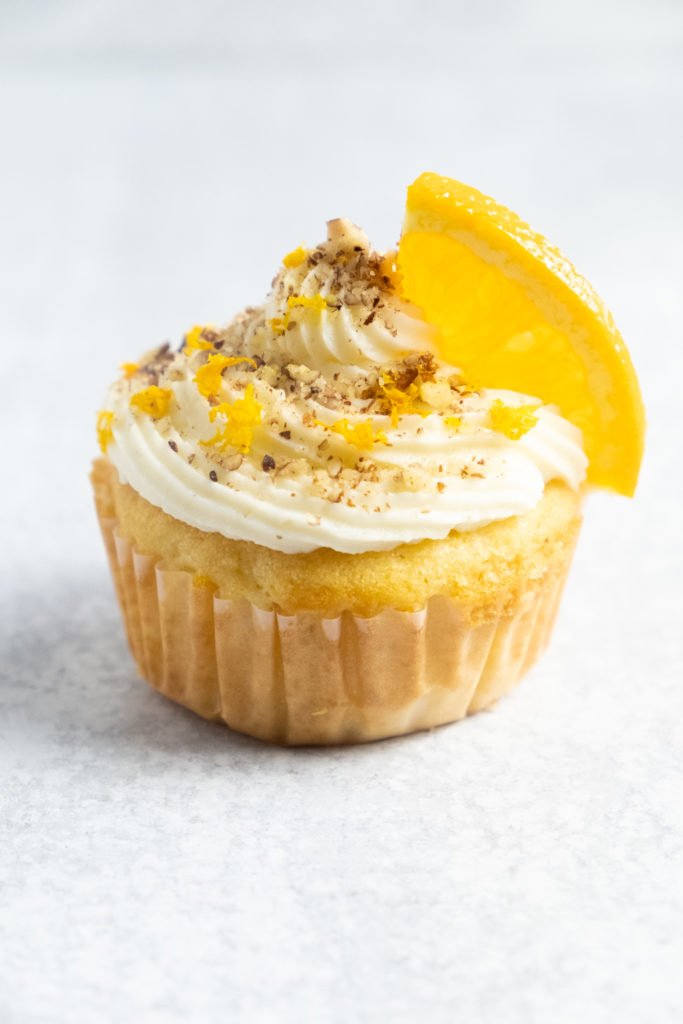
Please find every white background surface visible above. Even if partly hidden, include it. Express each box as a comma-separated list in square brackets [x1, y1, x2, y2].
[1, 2, 682, 1022]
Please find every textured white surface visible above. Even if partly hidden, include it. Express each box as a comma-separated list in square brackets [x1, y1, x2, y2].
[1, 2, 682, 1022]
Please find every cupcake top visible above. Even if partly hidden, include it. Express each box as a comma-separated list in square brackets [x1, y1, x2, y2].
[99, 219, 587, 554]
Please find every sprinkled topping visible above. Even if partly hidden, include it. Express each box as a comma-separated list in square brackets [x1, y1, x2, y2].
[268, 294, 330, 336]
[130, 386, 173, 419]
[379, 379, 428, 427]
[96, 410, 114, 453]
[282, 246, 308, 268]
[419, 379, 451, 410]
[96, 217, 587, 556]
[184, 325, 215, 353]
[269, 315, 289, 336]
[489, 399, 539, 440]
[287, 293, 329, 314]
[328, 419, 389, 450]
[194, 354, 257, 398]
[201, 383, 262, 454]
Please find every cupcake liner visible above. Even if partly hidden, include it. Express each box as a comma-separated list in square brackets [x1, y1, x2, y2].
[95, 509, 573, 745]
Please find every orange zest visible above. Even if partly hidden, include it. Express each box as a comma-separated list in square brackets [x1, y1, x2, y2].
[489, 400, 539, 440]
[283, 246, 308, 268]
[287, 293, 328, 314]
[270, 294, 328, 336]
[201, 383, 262, 454]
[184, 325, 215, 353]
[130, 386, 173, 419]
[269, 316, 290, 336]
[327, 418, 388, 449]
[194, 354, 257, 398]
[379, 378, 429, 427]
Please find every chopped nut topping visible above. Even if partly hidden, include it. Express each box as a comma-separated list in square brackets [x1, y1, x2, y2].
[402, 465, 432, 492]
[419, 379, 451, 410]
[108, 221, 516, 530]
[285, 363, 319, 385]
[326, 218, 369, 250]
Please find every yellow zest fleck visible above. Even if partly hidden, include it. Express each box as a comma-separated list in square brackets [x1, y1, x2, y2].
[269, 315, 290, 336]
[287, 293, 328, 314]
[380, 378, 430, 428]
[489, 399, 539, 440]
[201, 383, 262, 454]
[269, 294, 329, 336]
[283, 246, 308, 268]
[328, 418, 388, 450]
[194, 354, 257, 398]
[120, 362, 139, 378]
[130, 386, 173, 419]
[96, 410, 114, 453]
[444, 415, 462, 431]
[184, 325, 214, 353]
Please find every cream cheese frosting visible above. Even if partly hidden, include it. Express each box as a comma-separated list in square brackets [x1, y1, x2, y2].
[99, 219, 588, 554]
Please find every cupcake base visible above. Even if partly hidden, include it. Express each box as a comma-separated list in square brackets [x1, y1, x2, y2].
[96, 510, 573, 745]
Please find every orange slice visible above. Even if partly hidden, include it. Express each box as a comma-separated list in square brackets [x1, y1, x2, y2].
[398, 172, 645, 495]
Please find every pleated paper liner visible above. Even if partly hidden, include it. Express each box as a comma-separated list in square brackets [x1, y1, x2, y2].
[96, 508, 573, 745]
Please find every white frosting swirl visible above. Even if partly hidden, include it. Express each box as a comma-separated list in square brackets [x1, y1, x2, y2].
[101, 222, 587, 554]
[259, 247, 439, 369]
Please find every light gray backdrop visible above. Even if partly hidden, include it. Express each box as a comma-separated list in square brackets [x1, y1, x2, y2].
[1, 2, 682, 1022]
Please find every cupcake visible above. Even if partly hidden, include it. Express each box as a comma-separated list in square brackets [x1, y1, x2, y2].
[92, 173, 644, 745]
